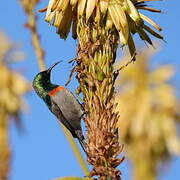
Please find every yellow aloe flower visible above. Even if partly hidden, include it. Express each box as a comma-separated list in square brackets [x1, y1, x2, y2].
[43, 0, 163, 56]
[0, 31, 30, 180]
[115, 46, 180, 180]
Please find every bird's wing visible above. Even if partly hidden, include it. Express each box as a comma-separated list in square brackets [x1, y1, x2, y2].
[49, 88, 84, 131]
[49, 98, 77, 138]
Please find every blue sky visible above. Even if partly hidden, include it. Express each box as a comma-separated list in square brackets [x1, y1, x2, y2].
[1, 0, 180, 180]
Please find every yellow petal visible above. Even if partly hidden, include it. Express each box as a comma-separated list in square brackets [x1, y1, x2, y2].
[56, 0, 69, 12]
[119, 31, 127, 46]
[53, 11, 62, 27]
[109, 3, 129, 42]
[108, 3, 121, 31]
[126, 0, 142, 25]
[86, 0, 96, 21]
[70, 0, 78, 7]
[106, 11, 113, 29]
[45, 11, 55, 23]
[57, 4, 73, 39]
[140, 13, 162, 31]
[45, 0, 56, 18]
[78, 0, 87, 16]
[95, 3, 100, 23]
[100, 0, 108, 14]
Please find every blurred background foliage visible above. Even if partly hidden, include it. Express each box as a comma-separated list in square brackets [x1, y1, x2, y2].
[115, 45, 180, 180]
[0, 31, 30, 180]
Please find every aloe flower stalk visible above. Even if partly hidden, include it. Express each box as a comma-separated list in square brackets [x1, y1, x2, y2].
[42, 0, 163, 179]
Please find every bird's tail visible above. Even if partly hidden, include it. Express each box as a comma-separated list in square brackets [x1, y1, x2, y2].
[76, 130, 87, 153]
[78, 138, 87, 154]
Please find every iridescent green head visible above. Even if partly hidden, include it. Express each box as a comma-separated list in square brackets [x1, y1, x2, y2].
[33, 61, 62, 98]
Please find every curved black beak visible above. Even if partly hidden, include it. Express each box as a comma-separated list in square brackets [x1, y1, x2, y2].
[47, 60, 63, 74]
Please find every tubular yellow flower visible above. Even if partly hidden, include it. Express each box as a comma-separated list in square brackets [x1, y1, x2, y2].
[43, 0, 163, 56]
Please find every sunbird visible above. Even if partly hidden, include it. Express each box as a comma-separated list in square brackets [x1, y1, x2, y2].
[33, 62, 85, 151]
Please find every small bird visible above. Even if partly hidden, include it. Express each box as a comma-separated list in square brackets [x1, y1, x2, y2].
[33, 62, 85, 151]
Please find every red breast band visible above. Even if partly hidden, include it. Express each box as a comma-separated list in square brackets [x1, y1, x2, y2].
[48, 86, 64, 96]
